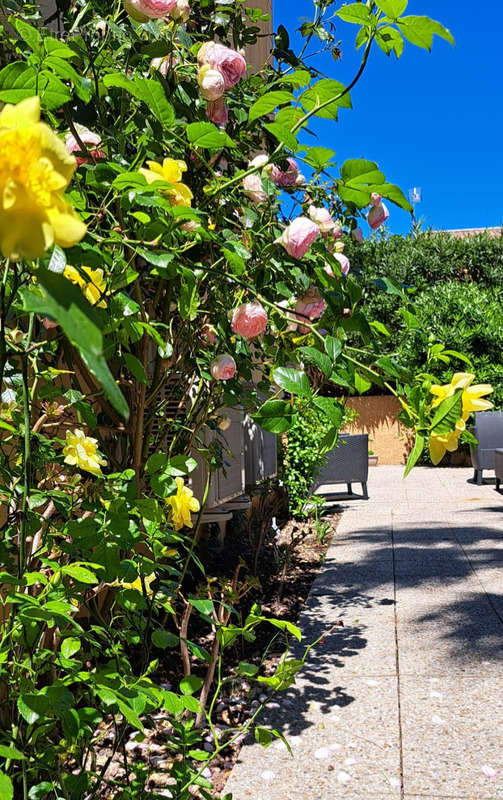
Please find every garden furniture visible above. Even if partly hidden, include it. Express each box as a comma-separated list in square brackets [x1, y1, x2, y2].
[495, 449, 503, 493]
[469, 411, 503, 484]
[313, 433, 369, 499]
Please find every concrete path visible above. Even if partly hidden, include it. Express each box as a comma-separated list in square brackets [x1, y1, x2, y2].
[225, 467, 503, 800]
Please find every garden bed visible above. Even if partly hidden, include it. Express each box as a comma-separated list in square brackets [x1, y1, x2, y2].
[95, 510, 340, 797]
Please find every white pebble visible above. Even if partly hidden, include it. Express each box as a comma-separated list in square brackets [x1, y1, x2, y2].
[337, 770, 352, 785]
[482, 764, 498, 778]
[430, 690, 443, 700]
[261, 770, 276, 782]
[344, 757, 357, 766]
[431, 714, 445, 726]
[314, 747, 331, 760]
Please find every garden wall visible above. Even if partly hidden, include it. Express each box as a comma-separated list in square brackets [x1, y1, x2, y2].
[345, 395, 413, 465]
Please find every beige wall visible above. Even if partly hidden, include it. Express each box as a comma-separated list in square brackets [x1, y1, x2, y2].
[345, 395, 413, 465]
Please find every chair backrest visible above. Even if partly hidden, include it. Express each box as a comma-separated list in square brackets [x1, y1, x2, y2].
[315, 433, 369, 485]
[472, 411, 503, 448]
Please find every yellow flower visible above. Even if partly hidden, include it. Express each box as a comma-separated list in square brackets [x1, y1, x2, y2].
[429, 418, 465, 465]
[430, 372, 493, 417]
[166, 477, 200, 530]
[0, 96, 86, 260]
[63, 428, 107, 476]
[139, 157, 193, 207]
[64, 265, 108, 307]
[121, 572, 156, 596]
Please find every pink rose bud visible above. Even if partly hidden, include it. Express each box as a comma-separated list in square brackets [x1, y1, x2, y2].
[170, 0, 190, 21]
[42, 317, 59, 330]
[277, 216, 319, 259]
[181, 220, 200, 233]
[243, 174, 267, 204]
[249, 153, 270, 171]
[65, 126, 105, 166]
[334, 241, 345, 253]
[295, 172, 306, 187]
[367, 202, 390, 230]
[211, 354, 237, 381]
[206, 97, 228, 125]
[294, 288, 327, 333]
[332, 221, 343, 240]
[124, 0, 177, 20]
[352, 226, 364, 244]
[231, 301, 268, 339]
[198, 66, 225, 101]
[201, 324, 218, 344]
[370, 192, 382, 207]
[198, 42, 247, 89]
[309, 205, 335, 234]
[151, 54, 178, 76]
[334, 251, 351, 276]
[271, 158, 299, 188]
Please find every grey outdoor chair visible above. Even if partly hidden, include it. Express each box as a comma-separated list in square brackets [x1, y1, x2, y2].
[469, 411, 503, 485]
[313, 433, 369, 499]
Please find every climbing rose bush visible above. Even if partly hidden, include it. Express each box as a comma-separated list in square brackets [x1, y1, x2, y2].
[0, 2, 481, 798]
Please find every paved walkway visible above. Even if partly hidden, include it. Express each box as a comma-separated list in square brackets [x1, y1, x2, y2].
[225, 467, 503, 800]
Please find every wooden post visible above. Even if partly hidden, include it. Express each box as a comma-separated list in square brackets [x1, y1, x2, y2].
[244, 0, 273, 73]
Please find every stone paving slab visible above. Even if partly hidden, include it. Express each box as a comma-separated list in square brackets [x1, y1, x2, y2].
[224, 467, 503, 799]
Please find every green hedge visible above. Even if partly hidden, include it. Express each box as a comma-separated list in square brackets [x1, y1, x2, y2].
[346, 231, 503, 407]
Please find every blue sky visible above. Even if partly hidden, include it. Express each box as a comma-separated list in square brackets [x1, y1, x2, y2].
[275, 0, 502, 235]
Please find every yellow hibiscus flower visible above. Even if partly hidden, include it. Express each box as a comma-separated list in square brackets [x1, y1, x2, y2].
[0, 96, 86, 260]
[139, 157, 193, 207]
[429, 418, 466, 465]
[63, 428, 107, 476]
[63, 265, 108, 307]
[430, 372, 493, 418]
[166, 477, 200, 530]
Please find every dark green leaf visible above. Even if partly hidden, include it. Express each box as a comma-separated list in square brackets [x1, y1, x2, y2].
[403, 432, 424, 477]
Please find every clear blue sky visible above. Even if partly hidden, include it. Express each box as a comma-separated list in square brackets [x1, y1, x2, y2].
[275, 0, 502, 235]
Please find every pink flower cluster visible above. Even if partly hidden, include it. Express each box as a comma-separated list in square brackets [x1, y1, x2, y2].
[294, 288, 327, 334]
[197, 42, 247, 125]
[124, 0, 189, 22]
[271, 158, 304, 188]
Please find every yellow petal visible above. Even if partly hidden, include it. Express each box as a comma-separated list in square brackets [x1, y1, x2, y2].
[429, 434, 447, 466]
[46, 205, 87, 248]
[0, 95, 41, 127]
[451, 372, 474, 390]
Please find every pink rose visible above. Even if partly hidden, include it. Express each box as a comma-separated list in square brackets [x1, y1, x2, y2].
[277, 217, 319, 259]
[271, 158, 299, 188]
[124, 0, 177, 20]
[206, 97, 228, 125]
[198, 42, 247, 89]
[352, 226, 364, 244]
[367, 202, 389, 230]
[370, 192, 382, 207]
[333, 252, 350, 277]
[211, 354, 237, 381]
[294, 289, 327, 333]
[151, 54, 178, 76]
[198, 66, 225, 101]
[231, 302, 268, 339]
[65, 126, 105, 166]
[309, 205, 335, 233]
[201, 324, 217, 344]
[243, 174, 267, 204]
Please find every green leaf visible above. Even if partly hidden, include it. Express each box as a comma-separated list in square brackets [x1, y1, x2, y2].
[273, 367, 312, 398]
[0, 772, 13, 800]
[336, 3, 372, 24]
[237, 661, 259, 677]
[313, 396, 344, 426]
[354, 372, 372, 394]
[376, 26, 404, 57]
[0, 745, 26, 760]
[61, 565, 98, 584]
[302, 146, 336, 171]
[248, 90, 295, 122]
[377, 182, 412, 211]
[341, 158, 384, 184]
[17, 694, 49, 725]
[13, 19, 42, 52]
[61, 637, 81, 659]
[186, 122, 236, 149]
[62, 708, 80, 741]
[0, 62, 71, 109]
[179, 675, 203, 696]
[403, 432, 424, 477]
[255, 726, 273, 747]
[123, 353, 148, 384]
[28, 783, 52, 800]
[299, 346, 332, 377]
[222, 247, 246, 276]
[152, 629, 179, 649]
[253, 399, 294, 434]
[264, 121, 298, 153]
[179, 270, 198, 321]
[0, 419, 15, 433]
[21, 269, 129, 420]
[324, 335, 342, 362]
[283, 69, 311, 88]
[429, 391, 463, 434]
[375, 0, 407, 18]
[103, 73, 175, 126]
[300, 79, 352, 120]
[44, 56, 92, 103]
[399, 16, 454, 51]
